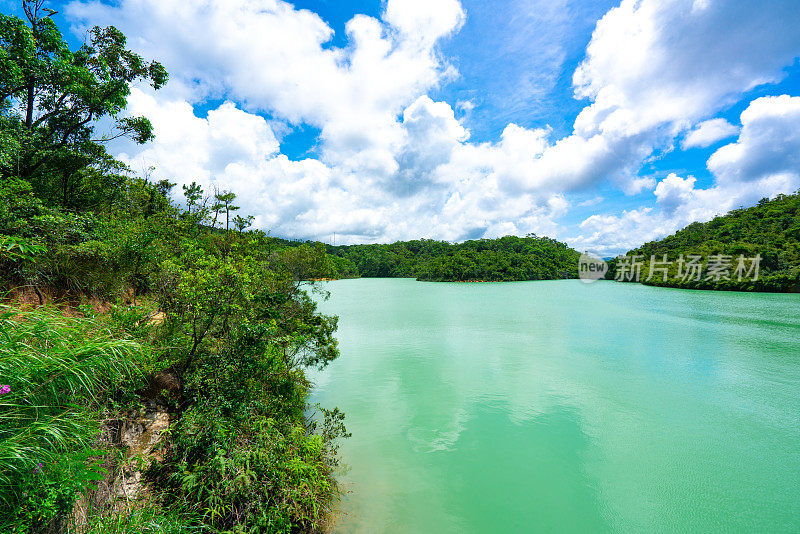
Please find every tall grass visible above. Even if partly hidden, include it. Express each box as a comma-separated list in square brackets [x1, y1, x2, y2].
[77, 501, 202, 534]
[0, 305, 144, 529]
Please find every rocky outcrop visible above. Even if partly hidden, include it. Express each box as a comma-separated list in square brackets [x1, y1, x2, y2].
[109, 404, 170, 501]
[73, 401, 171, 523]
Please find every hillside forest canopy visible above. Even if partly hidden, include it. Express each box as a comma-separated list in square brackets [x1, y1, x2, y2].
[615, 192, 800, 292]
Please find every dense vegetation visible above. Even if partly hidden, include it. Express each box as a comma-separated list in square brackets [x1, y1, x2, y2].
[5, 0, 791, 529]
[621, 192, 800, 292]
[323, 236, 581, 282]
[0, 6, 580, 528]
[0, 3, 346, 532]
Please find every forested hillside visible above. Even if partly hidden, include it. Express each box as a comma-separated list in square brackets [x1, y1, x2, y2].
[324, 235, 581, 282]
[0, 4, 346, 532]
[622, 192, 800, 292]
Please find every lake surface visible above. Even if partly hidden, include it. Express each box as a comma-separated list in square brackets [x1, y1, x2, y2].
[308, 279, 800, 533]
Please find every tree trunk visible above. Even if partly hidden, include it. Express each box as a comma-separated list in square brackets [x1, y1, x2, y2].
[25, 82, 34, 129]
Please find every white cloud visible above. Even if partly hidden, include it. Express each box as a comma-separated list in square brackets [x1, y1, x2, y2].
[64, 0, 800, 247]
[397, 96, 468, 192]
[574, 0, 800, 131]
[708, 95, 800, 186]
[383, 0, 465, 46]
[560, 0, 800, 189]
[578, 196, 604, 208]
[455, 100, 476, 113]
[682, 118, 739, 149]
[572, 96, 800, 255]
[119, 89, 569, 242]
[67, 0, 463, 179]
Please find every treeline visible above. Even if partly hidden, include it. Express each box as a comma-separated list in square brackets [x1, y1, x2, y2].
[620, 192, 800, 292]
[321, 236, 581, 282]
[1, 3, 345, 532]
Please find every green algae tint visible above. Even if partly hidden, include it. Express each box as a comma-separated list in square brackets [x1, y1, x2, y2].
[309, 279, 800, 533]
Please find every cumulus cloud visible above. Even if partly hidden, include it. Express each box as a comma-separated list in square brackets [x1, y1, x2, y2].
[708, 95, 800, 186]
[572, 96, 800, 255]
[64, 0, 800, 247]
[682, 118, 739, 149]
[118, 89, 569, 242]
[396, 96, 468, 194]
[560, 0, 800, 190]
[574, 0, 800, 129]
[66, 0, 466, 185]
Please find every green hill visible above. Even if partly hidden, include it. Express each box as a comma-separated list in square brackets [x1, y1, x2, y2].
[620, 192, 800, 292]
[325, 235, 581, 282]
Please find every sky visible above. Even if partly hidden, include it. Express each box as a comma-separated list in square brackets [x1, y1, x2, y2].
[20, 0, 800, 254]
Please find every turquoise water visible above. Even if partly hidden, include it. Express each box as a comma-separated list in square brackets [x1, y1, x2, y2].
[309, 279, 800, 533]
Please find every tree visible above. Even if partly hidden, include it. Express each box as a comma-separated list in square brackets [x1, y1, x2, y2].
[0, 1, 167, 201]
[182, 181, 203, 215]
[215, 190, 239, 231]
[233, 214, 254, 232]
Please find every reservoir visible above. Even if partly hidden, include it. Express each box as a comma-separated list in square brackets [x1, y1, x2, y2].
[309, 279, 800, 533]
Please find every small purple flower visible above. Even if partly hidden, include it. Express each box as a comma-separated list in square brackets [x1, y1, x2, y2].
[0, 385, 10, 395]
[34, 462, 43, 473]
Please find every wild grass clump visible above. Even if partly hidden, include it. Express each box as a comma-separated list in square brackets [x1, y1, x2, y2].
[78, 501, 201, 534]
[0, 305, 144, 531]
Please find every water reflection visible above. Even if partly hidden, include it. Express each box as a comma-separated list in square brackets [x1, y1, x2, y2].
[310, 279, 800, 533]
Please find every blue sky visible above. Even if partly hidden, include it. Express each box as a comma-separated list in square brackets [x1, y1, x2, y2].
[26, 0, 800, 253]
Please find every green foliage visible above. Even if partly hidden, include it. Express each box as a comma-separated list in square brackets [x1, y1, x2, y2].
[0, 4, 350, 533]
[0, 178, 45, 236]
[182, 181, 205, 224]
[164, 364, 342, 532]
[0, 0, 167, 207]
[211, 189, 239, 231]
[277, 242, 341, 282]
[79, 503, 200, 534]
[324, 234, 581, 282]
[0, 174, 183, 297]
[0, 234, 44, 262]
[0, 198, 347, 532]
[13, 449, 108, 532]
[0, 306, 144, 530]
[233, 214, 254, 232]
[623, 192, 800, 292]
[145, 232, 344, 532]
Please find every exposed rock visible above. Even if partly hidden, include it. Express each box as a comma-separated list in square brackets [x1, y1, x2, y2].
[87, 403, 171, 511]
[112, 404, 170, 500]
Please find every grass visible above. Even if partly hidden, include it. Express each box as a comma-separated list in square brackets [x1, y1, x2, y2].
[0, 305, 145, 530]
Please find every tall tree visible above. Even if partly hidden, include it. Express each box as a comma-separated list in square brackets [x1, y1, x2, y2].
[211, 185, 225, 229]
[182, 181, 203, 215]
[0, 1, 167, 205]
[215, 190, 239, 231]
